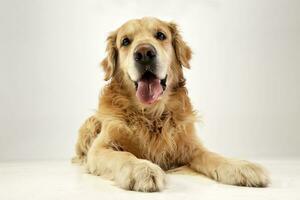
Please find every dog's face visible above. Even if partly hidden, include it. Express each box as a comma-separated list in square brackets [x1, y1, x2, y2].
[101, 17, 192, 105]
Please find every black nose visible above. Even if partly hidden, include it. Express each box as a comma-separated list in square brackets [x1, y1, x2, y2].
[133, 44, 156, 65]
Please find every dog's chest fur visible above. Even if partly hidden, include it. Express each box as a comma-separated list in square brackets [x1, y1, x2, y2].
[117, 108, 196, 170]
[99, 84, 198, 170]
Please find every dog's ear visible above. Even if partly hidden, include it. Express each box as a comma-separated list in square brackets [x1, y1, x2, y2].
[101, 31, 118, 81]
[168, 22, 192, 68]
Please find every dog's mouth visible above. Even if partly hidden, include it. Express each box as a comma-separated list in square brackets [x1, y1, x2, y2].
[134, 71, 167, 105]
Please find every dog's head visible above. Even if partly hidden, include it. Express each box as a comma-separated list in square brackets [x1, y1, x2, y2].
[101, 17, 191, 105]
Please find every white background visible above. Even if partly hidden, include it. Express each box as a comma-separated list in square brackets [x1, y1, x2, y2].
[0, 0, 299, 161]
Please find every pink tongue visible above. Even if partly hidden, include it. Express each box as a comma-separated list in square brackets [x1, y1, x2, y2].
[136, 78, 163, 104]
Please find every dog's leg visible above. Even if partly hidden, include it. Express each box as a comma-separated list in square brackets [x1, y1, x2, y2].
[72, 116, 101, 164]
[86, 124, 166, 192]
[189, 147, 269, 187]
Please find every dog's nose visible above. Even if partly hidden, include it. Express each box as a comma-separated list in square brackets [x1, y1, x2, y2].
[134, 44, 156, 65]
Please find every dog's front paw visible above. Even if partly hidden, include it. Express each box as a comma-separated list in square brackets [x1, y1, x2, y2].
[115, 160, 166, 192]
[213, 160, 269, 187]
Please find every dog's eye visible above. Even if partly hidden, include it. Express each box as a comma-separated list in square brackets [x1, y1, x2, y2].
[155, 31, 166, 41]
[121, 38, 131, 46]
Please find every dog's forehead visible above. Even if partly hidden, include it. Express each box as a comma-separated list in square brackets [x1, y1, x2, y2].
[116, 18, 169, 39]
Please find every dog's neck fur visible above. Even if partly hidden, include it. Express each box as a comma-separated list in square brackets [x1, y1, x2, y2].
[96, 57, 197, 127]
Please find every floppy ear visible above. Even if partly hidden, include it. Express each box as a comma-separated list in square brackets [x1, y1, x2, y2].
[101, 31, 118, 81]
[168, 22, 192, 68]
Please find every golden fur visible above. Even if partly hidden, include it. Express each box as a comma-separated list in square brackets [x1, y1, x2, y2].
[72, 17, 269, 192]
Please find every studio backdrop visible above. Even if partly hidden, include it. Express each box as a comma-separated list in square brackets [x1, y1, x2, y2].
[0, 0, 299, 161]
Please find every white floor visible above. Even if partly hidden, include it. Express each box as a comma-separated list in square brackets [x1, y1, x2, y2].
[0, 160, 300, 200]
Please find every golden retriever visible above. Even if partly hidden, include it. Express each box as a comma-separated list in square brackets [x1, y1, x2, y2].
[72, 17, 269, 192]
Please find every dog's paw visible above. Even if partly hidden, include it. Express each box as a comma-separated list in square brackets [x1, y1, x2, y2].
[213, 160, 269, 187]
[115, 160, 166, 192]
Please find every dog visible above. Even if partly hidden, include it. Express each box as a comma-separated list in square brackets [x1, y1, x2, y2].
[72, 17, 269, 192]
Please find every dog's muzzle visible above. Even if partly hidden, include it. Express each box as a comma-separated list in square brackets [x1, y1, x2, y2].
[132, 44, 167, 105]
